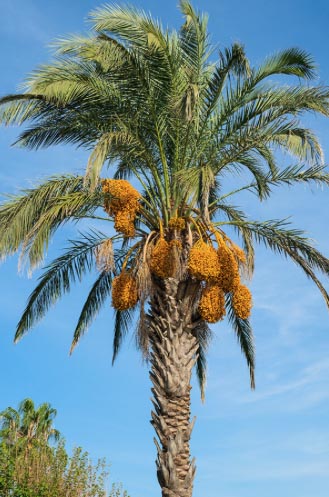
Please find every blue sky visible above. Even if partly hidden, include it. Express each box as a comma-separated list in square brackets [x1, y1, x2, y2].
[1, 1, 329, 496]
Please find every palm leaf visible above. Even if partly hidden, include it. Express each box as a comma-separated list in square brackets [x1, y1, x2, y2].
[0, 175, 102, 269]
[112, 308, 135, 364]
[193, 320, 212, 401]
[70, 271, 113, 353]
[226, 293, 255, 389]
[14, 231, 107, 342]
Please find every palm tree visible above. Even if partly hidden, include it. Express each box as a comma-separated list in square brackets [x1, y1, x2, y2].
[1, 2, 329, 496]
[0, 399, 60, 450]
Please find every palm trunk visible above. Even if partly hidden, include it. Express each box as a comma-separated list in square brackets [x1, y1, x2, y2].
[149, 278, 200, 497]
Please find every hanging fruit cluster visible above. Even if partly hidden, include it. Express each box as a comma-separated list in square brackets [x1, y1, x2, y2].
[232, 284, 252, 320]
[149, 238, 182, 278]
[102, 179, 141, 237]
[112, 270, 138, 311]
[168, 217, 186, 231]
[188, 233, 252, 323]
[198, 283, 226, 323]
[216, 237, 240, 293]
[100, 179, 252, 321]
[188, 240, 221, 281]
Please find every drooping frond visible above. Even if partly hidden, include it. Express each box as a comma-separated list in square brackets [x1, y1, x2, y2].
[253, 47, 316, 82]
[222, 216, 329, 309]
[234, 218, 329, 276]
[112, 307, 135, 364]
[0, 175, 102, 269]
[212, 164, 329, 203]
[226, 293, 255, 389]
[193, 320, 212, 401]
[203, 43, 250, 119]
[14, 231, 107, 342]
[70, 270, 113, 353]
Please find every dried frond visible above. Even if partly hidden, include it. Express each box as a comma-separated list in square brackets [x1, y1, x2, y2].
[136, 302, 150, 360]
[231, 242, 247, 264]
[198, 283, 226, 323]
[188, 239, 221, 281]
[95, 238, 114, 272]
[136, 259, 153, 299]
[232, 284, 252, 319]
[112, 270, 138, 310]
[230, 241, 250, 279]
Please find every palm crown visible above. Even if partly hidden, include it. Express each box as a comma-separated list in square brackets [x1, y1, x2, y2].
[1, 2, 329, 495]
[0, 398, 60, 449]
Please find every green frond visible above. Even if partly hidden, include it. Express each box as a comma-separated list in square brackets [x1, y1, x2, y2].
[70, 270, 113, 353]
[0, 175, 82, 256]
[23, 59, 120, 106]
[223, 217, 329, 308]
[90, 3, 161, 45]
[284, 248, 329, 310]
[271, 128, 324, 164]
[0, 175, 102, 269]
[224, 152, 272, 200]
[14, 231, 107, 343]
[213, 86, 329, 164]
[203, 43, 250, 117]
[193, 320, 212, 401]
[268, 164, 329, 188]
[52, 34, 130, 73]
[112, 307, 135, 364]
[85, 129, 147, 190]
[253, 47, 317, 82]
[86, 133, 113, 190]
[214, 164, 329, 204]
[0, 94, 48, 126]
[226, 293, 255, 389]
[238, 219, 329, 276]
[178, 0, 210, 104]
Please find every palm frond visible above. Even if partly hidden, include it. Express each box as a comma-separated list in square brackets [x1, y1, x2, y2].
[224, 217, 329, 309]
[226, 293, 255, 389]
[253, 47, 316, 82]
[204, 43, 250, 117]
[112, 307, 135, 364]
[0, 94, 48, 126]
[283, 248, 329, 310]
[70, 270, 113, 353]
[0, 175, 102, 269]
[14, 231, 107, 342]
[235, 218, 329, 276]
[193, 320, 212, 401]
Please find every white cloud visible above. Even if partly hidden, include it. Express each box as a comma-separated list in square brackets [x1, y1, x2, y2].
[239, 358, 329, 405]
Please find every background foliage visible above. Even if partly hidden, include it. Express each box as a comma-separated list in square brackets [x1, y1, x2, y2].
[0, 399, 130, 497]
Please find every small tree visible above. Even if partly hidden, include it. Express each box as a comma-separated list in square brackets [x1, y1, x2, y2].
[0, 400, 129, 497]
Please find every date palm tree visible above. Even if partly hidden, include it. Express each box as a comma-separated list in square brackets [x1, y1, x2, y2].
[1, 2, 329, 496]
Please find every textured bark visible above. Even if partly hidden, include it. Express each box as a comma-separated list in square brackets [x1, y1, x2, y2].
[149, 278, 199, 497]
